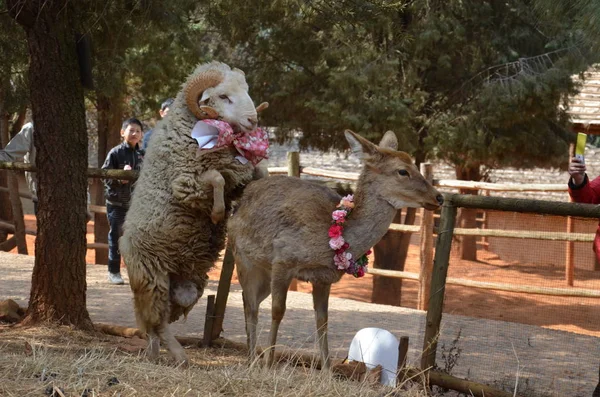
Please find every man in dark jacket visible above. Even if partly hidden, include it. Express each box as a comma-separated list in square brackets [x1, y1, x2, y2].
[102, 118, 144, 284]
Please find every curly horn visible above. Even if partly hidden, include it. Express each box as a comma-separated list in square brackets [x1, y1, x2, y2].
[184, 69, 224, 119]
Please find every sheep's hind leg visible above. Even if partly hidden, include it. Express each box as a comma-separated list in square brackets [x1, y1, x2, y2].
[146, 327, 160, 361]
[157, 318, 188, 367]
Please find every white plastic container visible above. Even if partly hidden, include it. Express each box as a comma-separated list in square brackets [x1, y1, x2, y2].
[348, 327, 399, 387]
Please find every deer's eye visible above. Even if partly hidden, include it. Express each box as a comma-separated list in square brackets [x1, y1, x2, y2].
[219, 94, 232, 104]
[398, 169, 409, 177]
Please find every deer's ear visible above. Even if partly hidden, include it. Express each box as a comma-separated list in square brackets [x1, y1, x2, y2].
[379, 131, 398, 150]
[344, 130, 380, 159]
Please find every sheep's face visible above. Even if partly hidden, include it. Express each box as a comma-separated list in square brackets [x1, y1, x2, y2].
[200, 71, 258, 134]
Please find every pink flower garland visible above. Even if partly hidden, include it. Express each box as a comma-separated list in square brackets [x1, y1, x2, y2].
[328, 194, 371, 278]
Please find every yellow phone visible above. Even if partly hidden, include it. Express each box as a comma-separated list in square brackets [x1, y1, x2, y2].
[576, 132, 587, 163]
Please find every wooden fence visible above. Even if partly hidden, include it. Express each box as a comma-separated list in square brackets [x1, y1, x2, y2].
[0, 157, 594, 298]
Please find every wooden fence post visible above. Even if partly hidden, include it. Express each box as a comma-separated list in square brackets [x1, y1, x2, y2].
[92, 179, 108, 264]
[203, 294, 216, 347]
[397, 336, 409, 384]
[418, 163, 434, 311]
[566, 143, 575, 285]
[421, 198, 456, 372]
[211, 244, 236, 340]
[288, 151, 300, 291]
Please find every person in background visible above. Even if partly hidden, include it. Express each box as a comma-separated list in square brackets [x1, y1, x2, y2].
[0, 122, 91, 219]
[141, 98, 173, 151]
[102, 118, 144, 285]
[568, 156, 600, 263]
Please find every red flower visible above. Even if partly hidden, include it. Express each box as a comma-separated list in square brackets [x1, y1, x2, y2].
[328, 224, 343, 238]
[366, 249, 372, 256]
[356, 267, 365, 277]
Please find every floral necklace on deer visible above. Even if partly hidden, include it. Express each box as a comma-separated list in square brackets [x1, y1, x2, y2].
[328, 195, 372, 278]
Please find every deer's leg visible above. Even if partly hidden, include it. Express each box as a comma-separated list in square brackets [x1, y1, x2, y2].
[267, 269, 292, 367]
[312, 282, 332, 369]
[199, 170, 225, 224]
[239, 265, 271, 364]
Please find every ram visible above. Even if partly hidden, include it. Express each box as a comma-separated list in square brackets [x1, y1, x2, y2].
[120, 61, 267, 365]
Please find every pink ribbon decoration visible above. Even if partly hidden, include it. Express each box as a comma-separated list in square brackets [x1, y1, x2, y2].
[199, 119, 269, 165]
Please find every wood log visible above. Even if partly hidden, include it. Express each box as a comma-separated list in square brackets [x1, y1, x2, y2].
[369, 268, 600, 298]
[94, 323, 145, 338]
[0, 221, 36, 236]
[447, 193, 600, 218]
[422, 203, 457, 371]
[7, 171, 27, 254]
[203, 295, 216, 346]
[211, 245, 236, 340]
[436, 179, 566, 192]
[0, 236, 16, 251]
[406, 368, 515, 397]
[0, 186, 33, 200]
[418, 163, 434, 310]
[453, 227, 594, 242]
[0, 162, 139, 181]
[94, 322, 204, 347]
[287, 152, 300, 291]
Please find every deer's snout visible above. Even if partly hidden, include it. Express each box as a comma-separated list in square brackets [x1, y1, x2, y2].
[436, 194, 444, 205]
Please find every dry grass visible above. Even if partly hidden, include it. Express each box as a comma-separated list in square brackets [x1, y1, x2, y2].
[0, 325, 432, 397]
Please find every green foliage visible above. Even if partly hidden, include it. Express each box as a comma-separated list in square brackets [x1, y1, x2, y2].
[0, 0, 28, 114]
[203, 0, 596, 173]
[82, 0, 207, 119]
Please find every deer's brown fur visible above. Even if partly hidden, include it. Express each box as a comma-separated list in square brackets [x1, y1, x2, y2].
[227, 130, 443, 368]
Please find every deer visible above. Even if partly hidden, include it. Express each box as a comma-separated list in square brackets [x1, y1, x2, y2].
[227, 130, 444, 368]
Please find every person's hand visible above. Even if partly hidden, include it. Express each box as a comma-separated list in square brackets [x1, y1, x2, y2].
[122, 164, 131, 184]
[568, 156, 586, 186]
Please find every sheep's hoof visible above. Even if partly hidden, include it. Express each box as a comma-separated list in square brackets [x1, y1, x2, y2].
[211, 208, 225, 224]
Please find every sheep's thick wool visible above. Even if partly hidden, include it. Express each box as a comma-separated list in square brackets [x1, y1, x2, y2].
[120, 62, 257, 333]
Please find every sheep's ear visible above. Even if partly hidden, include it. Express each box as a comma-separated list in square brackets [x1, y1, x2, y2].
[199, 106, 219, 119]
[344, 130, 379, 160]
[256, 102, 269, 113]
[379, 131, 398, 150]
[200, 91, 211, 103]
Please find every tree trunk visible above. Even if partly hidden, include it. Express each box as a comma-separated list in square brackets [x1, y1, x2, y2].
[0, 95, 12, 240]
[372, 210, 406, 305]
[9, 0, 92, 329]
[455, 164, 481, 261]
[93, 94, 123, 265]
[371, 127, 426, 306]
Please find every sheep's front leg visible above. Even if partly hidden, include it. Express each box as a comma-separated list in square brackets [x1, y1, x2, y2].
[200, 170, 225, 223]
[171, 170, 225, 223]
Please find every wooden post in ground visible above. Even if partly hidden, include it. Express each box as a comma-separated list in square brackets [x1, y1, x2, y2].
[288, 151, 300, 291]
[203, 294, 216, 347]
[480, 190, 490, 251]
[566, 143, 575, 285]
[0, 114, 27, 254]
[418, 163, 434, 311]
[92, 179, 108, 265]
[7, 172, 27, 254]
[211, 244, 236, 340]
[421, 198, 456, 371]
[396, 336, 409, 384]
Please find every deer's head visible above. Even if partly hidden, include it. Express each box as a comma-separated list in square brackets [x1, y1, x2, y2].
[345, 130, 443, 211]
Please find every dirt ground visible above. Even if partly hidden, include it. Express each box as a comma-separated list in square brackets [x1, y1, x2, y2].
[10, 214, 600, 339]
